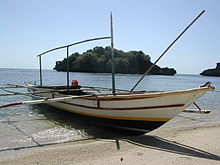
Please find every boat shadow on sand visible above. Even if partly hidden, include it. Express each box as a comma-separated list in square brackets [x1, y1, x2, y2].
[120, 135, 220, 161]
[1, 104, 220, 162]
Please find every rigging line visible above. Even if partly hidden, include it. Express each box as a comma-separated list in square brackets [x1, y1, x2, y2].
[130, 10, 205, 92]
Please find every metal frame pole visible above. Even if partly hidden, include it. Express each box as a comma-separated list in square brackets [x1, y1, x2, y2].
[66, 46, 70, 88]
[110, 12, 116, 95]
[36, 37, 111, 88]
[39, 55, 42, 86]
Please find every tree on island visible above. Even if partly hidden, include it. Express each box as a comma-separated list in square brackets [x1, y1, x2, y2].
[54, 46, 176, 75]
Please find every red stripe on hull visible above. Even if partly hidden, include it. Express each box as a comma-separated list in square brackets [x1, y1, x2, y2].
[59, 101, 185, 111]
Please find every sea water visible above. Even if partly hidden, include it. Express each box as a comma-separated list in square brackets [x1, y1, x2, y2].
[0, 68, 220, 151]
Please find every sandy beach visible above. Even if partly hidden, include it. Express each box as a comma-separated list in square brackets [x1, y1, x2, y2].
[0, 122, 219, 165]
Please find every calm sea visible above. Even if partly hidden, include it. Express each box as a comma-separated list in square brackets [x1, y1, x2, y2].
[0, 68, 220, 151]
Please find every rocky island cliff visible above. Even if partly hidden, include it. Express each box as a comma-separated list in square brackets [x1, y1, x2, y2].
[200, 63, 220, 77]
[54, 46, 176, 75]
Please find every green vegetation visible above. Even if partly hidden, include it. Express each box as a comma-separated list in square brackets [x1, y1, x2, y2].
[54, 46, 176, 75]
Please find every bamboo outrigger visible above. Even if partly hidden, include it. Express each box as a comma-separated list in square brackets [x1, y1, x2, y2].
[0, 11, 215, 132]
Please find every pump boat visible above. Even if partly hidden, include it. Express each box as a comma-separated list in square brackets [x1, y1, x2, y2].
[23, 82, 213, 132]
[0, 11, 214, 132]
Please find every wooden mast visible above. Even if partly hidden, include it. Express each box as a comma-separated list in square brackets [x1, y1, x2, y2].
[66, 46, 70, 90]
[39, 55, 42, 86]
[110, 12, 116, 95]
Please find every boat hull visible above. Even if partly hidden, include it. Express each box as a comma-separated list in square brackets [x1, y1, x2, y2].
[44, 104, 167, 132]
[28, 85, 214, 132]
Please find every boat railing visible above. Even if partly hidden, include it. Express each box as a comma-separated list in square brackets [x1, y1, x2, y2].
[37, 36, 111, 87]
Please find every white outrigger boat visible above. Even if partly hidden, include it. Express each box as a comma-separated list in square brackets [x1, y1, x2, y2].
[0, 11, 214, 132]
[25, 82, 213, 132]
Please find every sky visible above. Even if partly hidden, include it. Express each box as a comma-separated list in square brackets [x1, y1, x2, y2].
[0, 0, 219, 74]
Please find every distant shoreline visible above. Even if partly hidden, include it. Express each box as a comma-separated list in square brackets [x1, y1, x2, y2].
[0, 68, 207, 76]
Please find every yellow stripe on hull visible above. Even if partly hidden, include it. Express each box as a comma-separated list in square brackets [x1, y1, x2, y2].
[47, 103, 171, 122]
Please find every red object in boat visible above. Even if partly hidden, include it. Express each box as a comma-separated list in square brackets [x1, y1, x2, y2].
[72, 80, 78, 86]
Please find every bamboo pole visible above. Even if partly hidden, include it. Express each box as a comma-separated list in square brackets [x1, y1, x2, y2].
[0, 95, 92, 109]
[0, 84, 30, 89]
[110, 12, 116, 95]
[66, 46, 70, 89]
[0, 83, 128, 96]
[130, 10, 205, 92]
[0, 88, 114, 97]
[0, 92, 114, 109]
[0, 87, 129, 97]
[183, 109, 211, 114]
[39, 55, 42, 86]
[36, 37, 111, 57]
[81, 86, 129, 92]
[0, 89, 43, 97]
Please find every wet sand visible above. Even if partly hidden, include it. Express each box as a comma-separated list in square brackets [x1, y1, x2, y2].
[0, 122, 220, 165]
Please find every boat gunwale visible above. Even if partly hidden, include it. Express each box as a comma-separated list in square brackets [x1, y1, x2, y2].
[31, 85, 214, 101]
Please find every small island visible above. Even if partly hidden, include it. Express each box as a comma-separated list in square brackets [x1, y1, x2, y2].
[54, 46, 176, 75]
[200, 63, 220, 77]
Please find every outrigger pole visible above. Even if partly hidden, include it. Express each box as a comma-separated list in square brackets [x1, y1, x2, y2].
[0, 87, 126, 97]
[0, 92, 115, 109]
[39, 55, 42, 86]
[130, 10, 205, 92]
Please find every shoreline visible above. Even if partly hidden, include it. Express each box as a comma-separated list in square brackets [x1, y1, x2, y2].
[0, 122, 220, 165]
